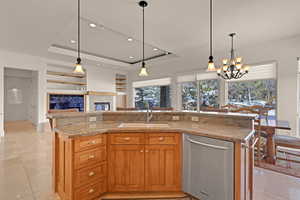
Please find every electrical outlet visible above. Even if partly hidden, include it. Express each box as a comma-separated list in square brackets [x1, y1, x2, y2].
[172, 115, 180, 121]
[89, 123, 97, 128]
[191, 116, 199, 122]
[89, 116, 97, 122]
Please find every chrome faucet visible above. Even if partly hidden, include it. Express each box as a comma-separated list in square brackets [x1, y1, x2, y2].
[146, 102, 153, 123]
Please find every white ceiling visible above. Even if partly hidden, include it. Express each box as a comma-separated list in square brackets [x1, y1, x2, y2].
[1, 0, 300, 70]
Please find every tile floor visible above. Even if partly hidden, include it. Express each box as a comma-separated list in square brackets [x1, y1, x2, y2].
[1, 121, 300, 200]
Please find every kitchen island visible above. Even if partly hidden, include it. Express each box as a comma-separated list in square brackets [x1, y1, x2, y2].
[48, 111, 256, 200]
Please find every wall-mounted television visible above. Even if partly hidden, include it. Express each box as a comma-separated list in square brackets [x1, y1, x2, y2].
[49, 94, 84, 112]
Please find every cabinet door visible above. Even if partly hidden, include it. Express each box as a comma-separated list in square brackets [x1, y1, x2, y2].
[108, 145, 145, 192]
[145, 144, 181, 191]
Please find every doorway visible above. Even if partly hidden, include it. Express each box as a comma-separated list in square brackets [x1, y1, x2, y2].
[3, 68, 38, 132]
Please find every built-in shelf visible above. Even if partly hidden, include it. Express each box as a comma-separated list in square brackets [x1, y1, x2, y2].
[47, 79, 87, 86]
[116, 83, 126, 86]
[87, 91, 117, 96]
[116, 74, 127, 93]
[116, 78, 126, 81]
[47, 70, 85, 78]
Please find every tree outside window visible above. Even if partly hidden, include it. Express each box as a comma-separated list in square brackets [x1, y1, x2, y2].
[199, 79, 219, 109]
[134, 85, 171, 109]
[228, 79, 276, 119]
[181, 82, 197, 111]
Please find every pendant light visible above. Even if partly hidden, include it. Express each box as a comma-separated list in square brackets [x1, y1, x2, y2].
[138, 1, 149, 77]
[207, 0, 216, 71]
[73, 0, 85, 74]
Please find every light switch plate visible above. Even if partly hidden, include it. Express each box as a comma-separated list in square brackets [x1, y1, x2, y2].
[89, 116, 97, 122]
[172, 115, 180, 121]
[191, 116, 199, 122]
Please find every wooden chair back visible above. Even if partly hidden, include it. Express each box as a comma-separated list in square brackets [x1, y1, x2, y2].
[231, 105, 267, 163]
[48, 108, 79, 113]
[200, 106, 228, 113]
[152, 107, 174, 111]
[116, 107, 138, 111]
[221, 104, 239, 111]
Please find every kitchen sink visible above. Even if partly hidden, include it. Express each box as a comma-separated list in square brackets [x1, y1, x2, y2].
[118, 123, 169, 128]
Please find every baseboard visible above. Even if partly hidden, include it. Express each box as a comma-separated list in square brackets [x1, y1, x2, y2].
[100, 191, 187, 200]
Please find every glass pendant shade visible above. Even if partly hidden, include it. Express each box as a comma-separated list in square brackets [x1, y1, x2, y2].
[207, 61, 216, 71]
[74, 63, 84, 74]
[139, 62, 149, 76]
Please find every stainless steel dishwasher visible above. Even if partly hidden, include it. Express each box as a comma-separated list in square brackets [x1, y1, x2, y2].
[183, 133, 234, 200]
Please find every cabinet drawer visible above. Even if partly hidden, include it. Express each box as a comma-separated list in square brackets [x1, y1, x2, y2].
[74, 162, 107, 188]
[74, 147, 106, 169]
[74, 135, 106, 152]
[110, 134, 145, 145]
[146, 133, 179, 145]
[74, 178, 107, 200]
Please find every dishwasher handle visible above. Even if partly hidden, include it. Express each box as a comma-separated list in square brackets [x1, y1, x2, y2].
[186, 137, 230, 150]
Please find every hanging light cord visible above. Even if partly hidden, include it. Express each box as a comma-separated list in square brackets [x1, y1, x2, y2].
[142, 5, 145, 64]
[209, 0, 213, 58]
[77, 0, 81, 62]
[210, 0, 212, 57]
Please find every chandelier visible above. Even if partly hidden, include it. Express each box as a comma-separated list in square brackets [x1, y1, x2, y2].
[217, 33, 249, 80]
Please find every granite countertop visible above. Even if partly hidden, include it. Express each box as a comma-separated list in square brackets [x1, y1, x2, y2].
[47, 110, 257, 120]
[54, 121, 255, 142]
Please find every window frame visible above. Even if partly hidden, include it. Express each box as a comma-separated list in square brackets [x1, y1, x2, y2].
[225, 78, 278, 119]
[133, 84, 171, 109]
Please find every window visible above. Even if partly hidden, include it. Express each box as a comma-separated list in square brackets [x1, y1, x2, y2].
[49, 94, 84, 112]
[134, 85, 171, 109]
[199, 79, 219, 109]
[181, 82, 197, 111]
[228, 79, 276, 119]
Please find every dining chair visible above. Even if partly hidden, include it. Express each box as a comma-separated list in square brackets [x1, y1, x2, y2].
[231, 106, 268, 163]
[275, 135, 300, 168]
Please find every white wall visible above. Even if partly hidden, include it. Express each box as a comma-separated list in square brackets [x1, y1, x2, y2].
[0, 49, 128, 135]
[128, 36, 300, 136]
[0, 50, 47, 134]
[0, 66, 3, 136]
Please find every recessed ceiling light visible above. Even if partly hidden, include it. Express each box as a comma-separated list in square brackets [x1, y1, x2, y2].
[127, 38, 133, 42]
[153, 48, 158, 51]
[89, 23, 97, 28]
[70, 40, 76, 44]
[129, 56, 134, 59]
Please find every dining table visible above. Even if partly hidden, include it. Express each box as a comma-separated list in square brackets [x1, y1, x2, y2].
[260, 119, 291, 164]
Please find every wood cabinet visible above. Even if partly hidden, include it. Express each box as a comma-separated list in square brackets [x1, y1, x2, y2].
[145, 144, 181, 191]
[108, 145, 145, 191]
[108, 133, 181, 192]
[54, 134, 107, 200]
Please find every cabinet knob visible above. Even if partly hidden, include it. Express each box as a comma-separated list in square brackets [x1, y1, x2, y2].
[140, 150, 144, 153]
[89, 155, 95, 159]
[145, 150, 149, 153]
[159, 137, 164, 141]
[124, 137, 130, 141]
[88, 171, 95, 176]
[88, 188, 94, 193]
[90, 140, 96, 144]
